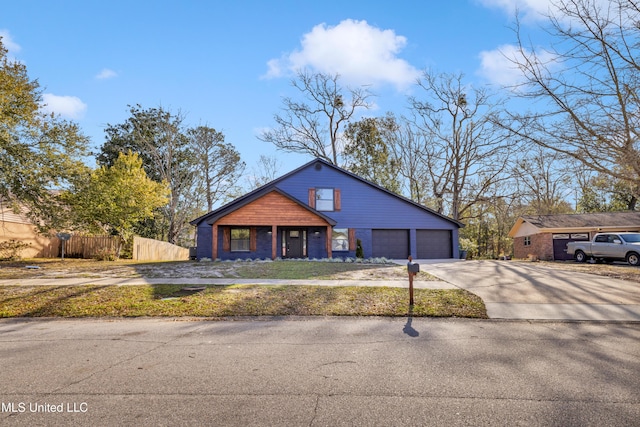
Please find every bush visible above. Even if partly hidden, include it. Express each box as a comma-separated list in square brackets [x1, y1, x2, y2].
[356, 239, 364, 258]
[0, 240, 31, 261]
[93, 248, 117, 261]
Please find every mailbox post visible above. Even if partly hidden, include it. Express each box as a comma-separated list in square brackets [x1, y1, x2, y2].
[56, 232, 72, 260]
[407, 256, 420, 306]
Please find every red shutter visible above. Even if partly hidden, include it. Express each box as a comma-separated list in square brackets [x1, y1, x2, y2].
[308, 188, 316, 208]
[223, 227, 230, 251]
[348, 228, 356, 251]
[334, 189, 341, 211]
[250, 227, 257, 252]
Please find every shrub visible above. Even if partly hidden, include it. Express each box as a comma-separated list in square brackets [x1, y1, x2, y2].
[0, 240, 32, 261]
[93, 248, 117, 261]
[356, 239, 364, 258]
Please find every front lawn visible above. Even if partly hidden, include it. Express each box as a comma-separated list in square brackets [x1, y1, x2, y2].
[0, 259, 440, 281]
[0, 284, 486, 318]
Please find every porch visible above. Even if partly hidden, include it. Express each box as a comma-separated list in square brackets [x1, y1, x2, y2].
[209, 189, 336, 260]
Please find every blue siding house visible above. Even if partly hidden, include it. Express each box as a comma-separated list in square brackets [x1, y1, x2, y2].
[190, 158, 463, 260]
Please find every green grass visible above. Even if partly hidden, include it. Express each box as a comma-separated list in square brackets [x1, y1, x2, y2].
[0, 285, 487, 318]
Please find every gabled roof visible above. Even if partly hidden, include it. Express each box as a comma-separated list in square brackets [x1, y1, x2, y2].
[509, 212, 640, 237]
[190, 185, 336, 226]
[191, 158, 463, 228]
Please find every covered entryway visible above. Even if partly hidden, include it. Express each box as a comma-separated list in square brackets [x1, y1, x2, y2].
[372, 229, 409, 259]
[283, 228, 306, 258]
[416, 229, 452, 259]
[210, 189, 335, 260]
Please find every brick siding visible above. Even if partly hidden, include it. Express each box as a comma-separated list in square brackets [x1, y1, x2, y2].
[513, 233, 554, 260]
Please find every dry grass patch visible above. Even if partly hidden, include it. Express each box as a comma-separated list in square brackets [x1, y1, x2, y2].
[526, 260, 640, 284]
[0, 285, 486, 318]
[0, 259, 440, 281]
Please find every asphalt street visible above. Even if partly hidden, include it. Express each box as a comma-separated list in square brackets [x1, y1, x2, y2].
[1, 318, 639, 426]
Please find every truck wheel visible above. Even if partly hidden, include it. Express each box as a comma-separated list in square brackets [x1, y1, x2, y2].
[575, 250, 587, 263]
[627, 252, 640, 267]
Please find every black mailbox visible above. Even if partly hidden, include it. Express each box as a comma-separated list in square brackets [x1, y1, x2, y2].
[407, 262, 420, 273]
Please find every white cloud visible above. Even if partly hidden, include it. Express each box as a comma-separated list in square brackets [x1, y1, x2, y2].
[40, 94, 87, 119]
[0, 29, 22, 60]
[95, 68, 117, 80]
[478, 44, 556, 88]
[264, 19, 419, 90]
[477, 0, 612, 23]
[475, 0, 553, 21]
[478, 45, 524, 87]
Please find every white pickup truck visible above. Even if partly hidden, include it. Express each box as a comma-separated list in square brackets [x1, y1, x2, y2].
[566, 232, 640, 266]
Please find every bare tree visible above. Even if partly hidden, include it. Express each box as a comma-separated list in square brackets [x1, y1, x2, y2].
[245, 155, 281, 190]
[408, 71, 512, 221]
[510, 146, 574, 214]
[259, 70, 374, 165]
[506, 0, 640, 200]
[388, 121, 431, 205]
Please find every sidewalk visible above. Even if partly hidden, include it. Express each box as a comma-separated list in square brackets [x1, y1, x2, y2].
[0, 277, 454, 289]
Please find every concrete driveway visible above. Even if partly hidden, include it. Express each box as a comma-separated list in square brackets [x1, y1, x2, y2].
[417, 259, 640, 321]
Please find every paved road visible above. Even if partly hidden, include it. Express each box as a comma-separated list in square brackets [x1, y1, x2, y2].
[418, 260, 640, 321]
[1, 318, 639, 426]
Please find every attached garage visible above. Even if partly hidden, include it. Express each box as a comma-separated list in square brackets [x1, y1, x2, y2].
[552, 233, 589, 261]
[192, 158, 463, 261]
[372, 229, 409, 259]
[417, 229, 452, 259]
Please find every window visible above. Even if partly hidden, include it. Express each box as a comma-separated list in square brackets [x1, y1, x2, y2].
[332, 228, 349, 251]
[622, 233, 640, 243]
[570, 233, 589, 240]
[230, 228, 250, 251]
[316, 188, 334, 211]
[524, 236, 531, 246]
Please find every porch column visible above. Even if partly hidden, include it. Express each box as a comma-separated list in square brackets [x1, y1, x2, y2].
[212, 224, 218, 260]
[271, 224, 277, 260]
[326, 225, 332, 258]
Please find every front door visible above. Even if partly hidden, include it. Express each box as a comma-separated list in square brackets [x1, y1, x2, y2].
[284, 229, 305, 258]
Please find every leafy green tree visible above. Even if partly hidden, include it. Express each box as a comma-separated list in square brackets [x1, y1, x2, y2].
[99, 107, 245, 245]
[63, 152, 169, 254]
[578, 173, 639, 212]
[188, 125, 245, 212]
[99, 105, 196, 244]
[343, 114, 402, 193]
[0, 38, 88, 230]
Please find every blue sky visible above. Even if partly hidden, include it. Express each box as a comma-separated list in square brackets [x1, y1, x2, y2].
[2, 0, 556, 175]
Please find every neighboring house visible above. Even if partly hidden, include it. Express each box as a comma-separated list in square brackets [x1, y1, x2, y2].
[0, 202, 55, 258]
[190, 158, 463, 261]
[508, 212, 640, 261]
